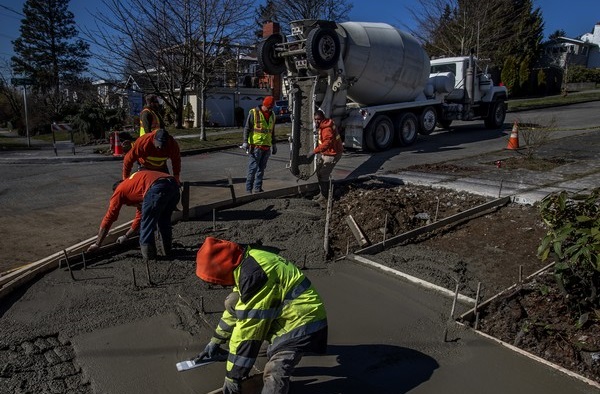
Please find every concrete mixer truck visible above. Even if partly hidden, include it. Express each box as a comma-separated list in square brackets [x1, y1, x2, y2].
[257, 19, 508, 179]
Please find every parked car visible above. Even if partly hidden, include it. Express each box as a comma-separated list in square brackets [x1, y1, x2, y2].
[274, 100, 290, 123]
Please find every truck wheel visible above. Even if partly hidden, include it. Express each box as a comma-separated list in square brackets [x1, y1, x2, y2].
[306, 27, 340, 70]
[436, 120, 452, 130]
[484, 100, 506, 129]
[396, 112, 418, 146]
[365, 115, 394, 151]
[418, 107, 437, 135]
[258, 34, 286, 75]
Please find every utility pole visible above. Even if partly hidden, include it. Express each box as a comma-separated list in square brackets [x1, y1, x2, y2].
[23, 85, 30, 147]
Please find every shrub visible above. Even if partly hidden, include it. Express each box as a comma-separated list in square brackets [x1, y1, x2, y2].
[538, 188, 600, 315]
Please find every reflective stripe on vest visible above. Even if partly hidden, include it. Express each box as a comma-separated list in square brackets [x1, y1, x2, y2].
[234, 277, 312, 320]
[249, 108, 274, 146]
[145, 155, 168, 168]
[270, 318, 328, 351]
[139, 108, 161, 136]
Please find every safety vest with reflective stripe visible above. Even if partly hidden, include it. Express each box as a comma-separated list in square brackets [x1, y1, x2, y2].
[248, 108, 274, 146]
[139, 108, 161, 136]
[220, 248, 327, 380]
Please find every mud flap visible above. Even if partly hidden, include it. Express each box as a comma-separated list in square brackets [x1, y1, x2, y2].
[289, 79, 317, 180]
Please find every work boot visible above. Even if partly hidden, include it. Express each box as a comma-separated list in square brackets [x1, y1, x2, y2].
[313, 194, 326, 204]
[140, 244, 157, 260]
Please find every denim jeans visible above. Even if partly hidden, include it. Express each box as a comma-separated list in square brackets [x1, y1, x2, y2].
[246, 147, 271, 192]
[139, 178, 180, 250]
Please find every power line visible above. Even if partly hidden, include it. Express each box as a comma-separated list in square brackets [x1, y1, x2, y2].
[0, 4, 23, 17]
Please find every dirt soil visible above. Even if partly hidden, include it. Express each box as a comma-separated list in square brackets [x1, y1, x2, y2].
[1, 179, 598, 391]
[325, 178, 599, 385]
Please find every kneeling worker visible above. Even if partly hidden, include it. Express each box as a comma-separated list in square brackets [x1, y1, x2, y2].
[87, 170, 180, 259]
[194, 237, 328, 394]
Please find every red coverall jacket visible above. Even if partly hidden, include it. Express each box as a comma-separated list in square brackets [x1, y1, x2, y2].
[122, 131, 181, 182]
[313, 118, 343, 156]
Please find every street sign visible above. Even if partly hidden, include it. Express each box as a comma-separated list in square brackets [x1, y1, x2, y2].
[11, 77, 35, 86]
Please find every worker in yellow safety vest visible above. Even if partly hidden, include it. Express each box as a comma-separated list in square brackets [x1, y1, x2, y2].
[241, 96, 277, 194]
[193, 237, 328, 394]
[139, 94, 165, 136]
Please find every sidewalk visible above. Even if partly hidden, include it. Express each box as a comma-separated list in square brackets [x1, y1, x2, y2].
[0, 128, 244, 164]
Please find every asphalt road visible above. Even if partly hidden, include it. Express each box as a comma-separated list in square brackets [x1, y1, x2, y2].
[1, 102, 600, 271]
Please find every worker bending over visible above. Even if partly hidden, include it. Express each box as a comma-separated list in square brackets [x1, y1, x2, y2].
[87, 170, 180, 260]
[194, 237, 328, 394]
[122, 129, 181, 184]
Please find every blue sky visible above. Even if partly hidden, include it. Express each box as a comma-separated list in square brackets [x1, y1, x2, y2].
[1, 0, 599, 72]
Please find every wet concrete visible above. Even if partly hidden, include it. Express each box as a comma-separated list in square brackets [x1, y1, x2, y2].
[23, 260, 597, 394]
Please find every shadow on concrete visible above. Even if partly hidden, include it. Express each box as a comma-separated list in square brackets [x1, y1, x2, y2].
[345, 124, 509, 179]
[291, 344, 439, 394]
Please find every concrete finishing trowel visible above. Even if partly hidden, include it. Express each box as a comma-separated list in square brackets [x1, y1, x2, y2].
[176, 357, 222, 372]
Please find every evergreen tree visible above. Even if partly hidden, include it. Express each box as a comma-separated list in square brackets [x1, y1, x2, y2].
[501, 55, 518, 95]
[410, 0, 543, 72]
[548, 29, 567, 40]
[11, 0, 90, 95]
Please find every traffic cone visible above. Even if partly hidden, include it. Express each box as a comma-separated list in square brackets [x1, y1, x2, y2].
[506, 121, 520, 150]
[113, 131, 123, 156]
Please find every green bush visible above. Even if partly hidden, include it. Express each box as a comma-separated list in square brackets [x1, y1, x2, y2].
[538, 188, 600, 315]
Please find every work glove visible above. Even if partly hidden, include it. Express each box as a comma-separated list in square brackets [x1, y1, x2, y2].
[86, 243, 100, 253]
[306, 151, 315, 160]
[195, 341, 228, 362]
[222, 377, 241, 394]
[116, 235, 128, 244]
[241, 142, 249, 150]
[271, 144, 277, 155]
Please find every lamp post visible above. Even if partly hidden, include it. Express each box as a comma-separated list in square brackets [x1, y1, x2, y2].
[11, 77, 34, 147]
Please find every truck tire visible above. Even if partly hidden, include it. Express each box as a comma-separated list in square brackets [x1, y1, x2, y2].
[484, 100, 506, 129]
[306, 27, 340, 70]
[365, 115, 394, 151]
[258, 34, 286, 75]
[436, 120, 452, 130]
[396, 112, 418, 146]
[418, 106, 437, 135]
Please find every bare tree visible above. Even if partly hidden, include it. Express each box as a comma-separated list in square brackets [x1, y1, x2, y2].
[84, 0, 252, 134]
[260, 0, 353, 33]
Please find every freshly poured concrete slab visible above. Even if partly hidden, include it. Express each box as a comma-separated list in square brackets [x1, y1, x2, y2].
[72, 260, 597, 394]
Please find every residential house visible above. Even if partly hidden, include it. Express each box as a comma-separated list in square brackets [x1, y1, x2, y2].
[580, 22, 600, 68]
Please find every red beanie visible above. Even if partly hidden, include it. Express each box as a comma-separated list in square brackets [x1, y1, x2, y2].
[196, 237, 244, 285]
[263, 96, 274, 108]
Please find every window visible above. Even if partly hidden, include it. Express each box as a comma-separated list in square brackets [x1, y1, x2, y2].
[431, 64, 456, 74]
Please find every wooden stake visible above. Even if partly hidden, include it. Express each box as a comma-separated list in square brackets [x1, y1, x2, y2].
[346, 215, 370, 247]
[131, 267, 137, 288]
[498, 179, 504, 198]
[519, 265, 523, 283]
[434, 197, 440, 222]
[145, 258, 152, 286]
[323, 183, 333, 253]
[444, 281, 460, 342]
[474, 282, 482, 330]
[63, 250, 76, 281]
[383, 214, 388, 246]
[213, 209, 217, 231]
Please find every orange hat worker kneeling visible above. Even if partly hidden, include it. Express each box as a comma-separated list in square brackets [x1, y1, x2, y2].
[193, 237, 328, 394]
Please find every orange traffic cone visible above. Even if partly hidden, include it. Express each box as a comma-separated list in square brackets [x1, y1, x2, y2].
[506, 121, 520, 150]
[113, 131, 123, 156]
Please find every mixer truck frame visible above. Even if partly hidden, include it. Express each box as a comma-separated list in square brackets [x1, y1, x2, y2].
[258, 19, 508, 179]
